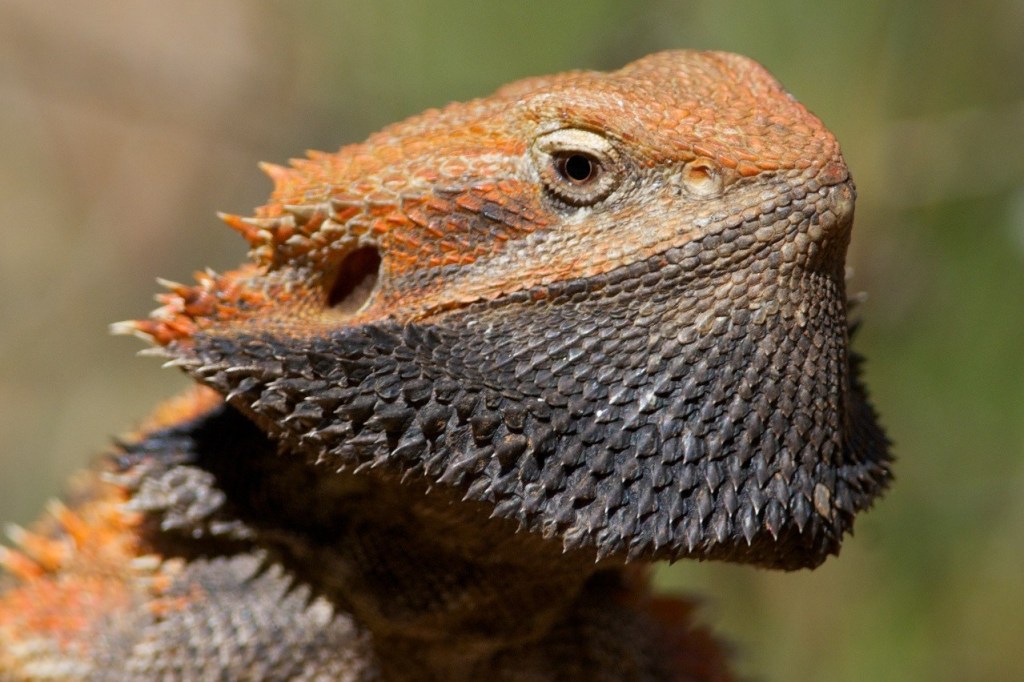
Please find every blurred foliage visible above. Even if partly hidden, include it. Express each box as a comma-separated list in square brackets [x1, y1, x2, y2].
[1, 1, 1021, 680]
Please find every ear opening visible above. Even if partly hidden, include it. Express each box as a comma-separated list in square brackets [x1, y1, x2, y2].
[326, 246, 382, 315]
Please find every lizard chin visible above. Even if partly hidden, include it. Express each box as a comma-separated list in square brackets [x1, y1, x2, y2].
[161, 217, 890, 570]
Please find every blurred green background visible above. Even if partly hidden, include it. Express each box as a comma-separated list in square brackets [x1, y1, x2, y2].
[1, 1, 1021, 679]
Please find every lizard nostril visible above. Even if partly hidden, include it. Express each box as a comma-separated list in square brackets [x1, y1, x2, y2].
[326, 246, 382, 315]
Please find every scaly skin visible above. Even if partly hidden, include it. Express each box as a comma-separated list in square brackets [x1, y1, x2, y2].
[1, 50, 889, 680]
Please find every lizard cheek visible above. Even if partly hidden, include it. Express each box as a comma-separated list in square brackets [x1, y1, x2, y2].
[325, 246, 383, 316]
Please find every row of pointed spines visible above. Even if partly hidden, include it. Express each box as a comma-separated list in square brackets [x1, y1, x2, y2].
[218, 192, 363, 269]
[175, 321, 856, 569]
[215, 153, 439, 269]
[0, 501, 97, 581]
[0, 483, 180, 603]
[109, 405, 369, 618]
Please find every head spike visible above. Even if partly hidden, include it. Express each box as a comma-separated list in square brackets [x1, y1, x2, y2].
[155, 277, 193, 298]
[111, 318, 195, 346]
[217, 212, 275, 247]
[5, 523, 66, 572]
[136, 347, 172, 359]
[258, 161, 292, 188]
[283, 203, 323, 226]
[110, 319, 154, 341]
[0, 545, 43, 580]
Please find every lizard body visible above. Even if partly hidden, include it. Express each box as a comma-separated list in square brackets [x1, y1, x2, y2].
[0, 50, 890, 680]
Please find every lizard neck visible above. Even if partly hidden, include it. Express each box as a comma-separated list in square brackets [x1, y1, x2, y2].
[281, 477, 670, 680]
[292, 474, 599, 675]
[135, 401, 674, 680]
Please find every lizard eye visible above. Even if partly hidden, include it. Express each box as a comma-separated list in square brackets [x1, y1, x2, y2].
[534, 129, 621, 206]
[554, 153, 598, 184]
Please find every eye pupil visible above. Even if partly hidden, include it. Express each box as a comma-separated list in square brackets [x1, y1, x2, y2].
[560, 154, 596, 183]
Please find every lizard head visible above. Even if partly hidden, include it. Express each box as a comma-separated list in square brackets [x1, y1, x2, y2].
[122, 50, 890, 569]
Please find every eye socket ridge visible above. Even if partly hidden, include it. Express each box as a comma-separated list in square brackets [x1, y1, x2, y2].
[533, 128, 622, 207]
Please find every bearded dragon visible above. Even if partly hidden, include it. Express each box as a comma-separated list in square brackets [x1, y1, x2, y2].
[0, 49, 890, 681]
